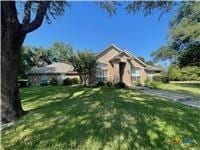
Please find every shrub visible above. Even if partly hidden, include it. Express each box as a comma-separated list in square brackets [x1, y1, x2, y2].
[167, 65, 182, 81]
[180, 66, 200, 81]
[153, 76, 162, 82]
[167, 65, 200, 81]
[106, 81, 112, 87]
[136, 80, 142, 86]
[153, 75, 169, 83]
[96, 81, 105, 87]
[115, 82, 126, 88]
[144, 79, 152, 87]
[63, 78, 73, 85]
[150, 81, 161, 88]
[49, 78, 58, 85]
[161, 75, 170, 83]
[71, 78, 79, 84]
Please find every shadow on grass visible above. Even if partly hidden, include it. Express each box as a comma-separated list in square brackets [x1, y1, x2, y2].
[2, 86, 200, 149]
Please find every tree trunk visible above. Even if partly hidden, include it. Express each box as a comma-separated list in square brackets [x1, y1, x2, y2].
[1, 23, 26, 124]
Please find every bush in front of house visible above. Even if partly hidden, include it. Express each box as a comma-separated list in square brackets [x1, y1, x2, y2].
[115, 82, 126, 88]
[71, 78, 79, 84]
[144, 79, 152, 87]
[153, 74, 169, 83]
[63, 78, 73, 85]
[106, 81, 112, 87]
[96, 81, 105, 87]
[152, 76, 162, 82]
[150, 81, 161, 89]
[49, 78, 58, 85]
[136, 80, 142, 86]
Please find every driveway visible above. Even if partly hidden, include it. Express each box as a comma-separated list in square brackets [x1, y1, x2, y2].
[138, 87, 200, 108]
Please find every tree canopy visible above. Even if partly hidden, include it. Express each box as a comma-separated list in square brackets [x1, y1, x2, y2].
[151, 1, 200, 67]
[67, 51, 96, 86]
[48, 42, 73, 62]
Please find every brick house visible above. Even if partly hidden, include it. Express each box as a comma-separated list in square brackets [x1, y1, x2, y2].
[28, 44, 161, 86]
[89, 44, 161, 86]
[27, 63, 79, 85]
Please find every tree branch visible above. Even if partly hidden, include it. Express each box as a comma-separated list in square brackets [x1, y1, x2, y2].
[22, 1, 32, 25]
[21, 1, 50, 34]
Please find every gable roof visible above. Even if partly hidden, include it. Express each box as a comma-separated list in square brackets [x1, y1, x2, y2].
[122, 50, 148, 67]
[99, 44, 148, 67]
[27, 63, 77, 75]
[96, 44, 122, 58]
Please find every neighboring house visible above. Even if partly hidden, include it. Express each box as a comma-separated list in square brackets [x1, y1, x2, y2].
[27, 63, 79, 85]
[89, 44, 161, 86]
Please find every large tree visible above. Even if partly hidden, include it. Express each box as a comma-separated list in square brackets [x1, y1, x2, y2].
[1, 1, 176, 123]
[1, 1, 67, 123]
[151, 1, 200, 66]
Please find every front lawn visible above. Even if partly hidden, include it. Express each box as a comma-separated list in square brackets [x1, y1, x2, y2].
[152, 83, 200, 99]
[2, 86, 200, 149]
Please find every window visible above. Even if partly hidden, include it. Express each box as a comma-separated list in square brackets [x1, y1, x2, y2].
[96, 70, 108, 82]
[131, 68, 141, 82]
[96, 62, 108, 82]
[41, 75, 49, 84]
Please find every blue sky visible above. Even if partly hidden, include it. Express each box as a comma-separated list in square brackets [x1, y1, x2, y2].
[24, 2, 176, 61]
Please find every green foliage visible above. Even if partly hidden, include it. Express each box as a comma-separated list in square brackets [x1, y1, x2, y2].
[152, 74, 170, 83]
[167, 65, 200, 81]
[170, 2, 200, 42]
[49, 42, 73, 62]
[151, 46, 176, 62]
[115, 82, 126, 88]
[126, 1, 174, 17]
[19, 46, 36, 79]
[49, 78, 58, 85]
[180, 66, 200, 81]
[152, 76, 162, 82]
[63, 78, 73, 85]
[71, 78, 79, 84]
[136, 80, 142, 86]
[167, 65, 182, 81]
[67, 51, 96, 86]
[150, 81, 162, 88]
[178, 42, 200, 67]
[32, 46, 52, 66]
[106, 81, 112, 87]
[96, 81, 105, 87]
[151, 2, 200, 67]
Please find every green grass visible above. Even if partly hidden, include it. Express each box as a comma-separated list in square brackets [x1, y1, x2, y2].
[152, 83, 200, 99]
[2, 86, 200, 149]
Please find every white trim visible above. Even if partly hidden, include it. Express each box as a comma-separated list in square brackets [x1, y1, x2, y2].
[96, 69, 109, 81]
[123, 50, 148, 67]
